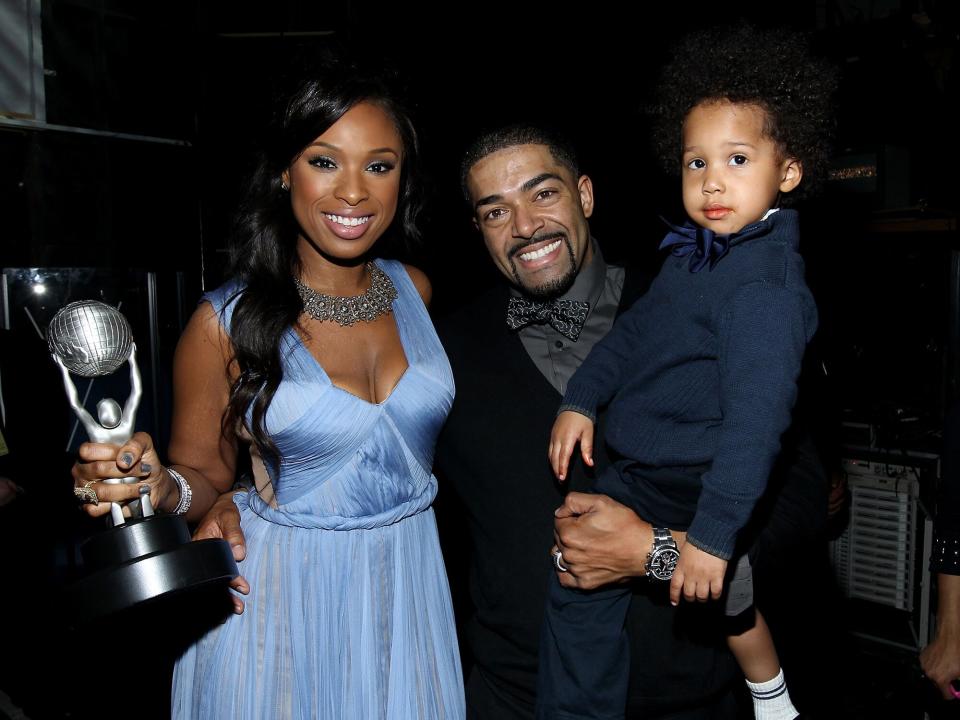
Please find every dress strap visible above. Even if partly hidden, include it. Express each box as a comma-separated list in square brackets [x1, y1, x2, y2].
[201, 279, 246, 332]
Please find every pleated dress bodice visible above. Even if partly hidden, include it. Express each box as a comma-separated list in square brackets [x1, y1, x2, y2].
[172, 259, 464, 720]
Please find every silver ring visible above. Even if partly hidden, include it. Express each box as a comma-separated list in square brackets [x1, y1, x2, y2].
[553, 550, 568, 573]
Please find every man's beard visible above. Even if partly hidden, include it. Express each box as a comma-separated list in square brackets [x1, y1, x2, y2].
[508, 233, 578, 300]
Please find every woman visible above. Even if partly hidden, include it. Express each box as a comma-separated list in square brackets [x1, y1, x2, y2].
[71, 66, 464, 719]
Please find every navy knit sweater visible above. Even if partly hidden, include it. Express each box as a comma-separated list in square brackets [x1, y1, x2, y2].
[562, 209, 817, 559]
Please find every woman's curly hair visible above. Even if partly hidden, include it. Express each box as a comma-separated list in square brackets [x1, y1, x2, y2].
[650, 23, 838, 203]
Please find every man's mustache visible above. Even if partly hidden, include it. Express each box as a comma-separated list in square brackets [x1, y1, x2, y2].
[509, 232, 567, 258]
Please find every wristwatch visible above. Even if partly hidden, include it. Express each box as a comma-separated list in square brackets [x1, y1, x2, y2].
[645, 527, 679, 581]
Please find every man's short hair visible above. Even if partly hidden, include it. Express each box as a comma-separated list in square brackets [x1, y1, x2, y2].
[460, 125, 580, 204]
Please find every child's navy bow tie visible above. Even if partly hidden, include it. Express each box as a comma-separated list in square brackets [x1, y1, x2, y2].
[658, 224, 729, 273]
[657, 217, 774, 273]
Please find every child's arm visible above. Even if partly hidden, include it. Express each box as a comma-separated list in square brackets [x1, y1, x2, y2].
[669, 543, 727, 606]
[549, 411, 595, 481]
[685, 281, 813, 561]
[561, 300, 650, 424]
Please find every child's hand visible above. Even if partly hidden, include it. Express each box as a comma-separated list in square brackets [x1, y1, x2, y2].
[669, 543, 727, 606]
[549, 411, 595, 481]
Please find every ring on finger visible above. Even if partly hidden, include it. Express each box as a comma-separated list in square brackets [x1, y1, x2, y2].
[552, 549, 568, 573]
[73, 485, 99, 505]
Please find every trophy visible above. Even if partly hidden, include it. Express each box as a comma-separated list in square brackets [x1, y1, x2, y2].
[49, 300, 238, 617]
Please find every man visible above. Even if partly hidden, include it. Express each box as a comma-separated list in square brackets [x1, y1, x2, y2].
[196, 125, 830, 718]
[433, 126, 741, 719]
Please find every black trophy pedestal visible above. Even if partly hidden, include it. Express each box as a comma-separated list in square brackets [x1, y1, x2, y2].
[69, 513, 238, 617]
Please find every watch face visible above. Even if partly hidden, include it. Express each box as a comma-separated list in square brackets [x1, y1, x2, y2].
[649, 547, 680, 581]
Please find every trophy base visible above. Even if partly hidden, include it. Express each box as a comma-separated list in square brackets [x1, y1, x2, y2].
[70, 513, 239, 617]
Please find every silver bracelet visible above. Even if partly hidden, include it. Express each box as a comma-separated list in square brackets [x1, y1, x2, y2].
[167, 467, 192, 515]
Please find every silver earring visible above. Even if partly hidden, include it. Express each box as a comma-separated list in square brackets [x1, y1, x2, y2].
[281, 181, 289, 191]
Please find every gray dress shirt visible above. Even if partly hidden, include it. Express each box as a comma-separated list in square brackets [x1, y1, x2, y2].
[512, 241, 625, 394]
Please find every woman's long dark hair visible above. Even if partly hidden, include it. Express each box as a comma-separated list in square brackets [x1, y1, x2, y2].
[221, 63, 422, 464]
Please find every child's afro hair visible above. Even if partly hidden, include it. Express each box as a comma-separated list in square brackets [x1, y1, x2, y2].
[650, 23, 839, 202]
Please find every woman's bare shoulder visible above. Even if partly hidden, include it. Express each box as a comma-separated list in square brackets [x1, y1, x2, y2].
[402, 263, 432, 307]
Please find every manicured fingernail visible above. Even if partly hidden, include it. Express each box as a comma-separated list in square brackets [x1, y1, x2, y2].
[140, 462, 152, 473]
[119, 453, 133, 467]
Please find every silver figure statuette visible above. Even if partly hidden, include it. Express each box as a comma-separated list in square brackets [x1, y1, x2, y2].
[48, 300, 143, 521]
[46, 303, 238, 618]
[48, 299, 133, 377]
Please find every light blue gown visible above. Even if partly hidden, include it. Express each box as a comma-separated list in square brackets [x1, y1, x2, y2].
[172, 260, 464, 719]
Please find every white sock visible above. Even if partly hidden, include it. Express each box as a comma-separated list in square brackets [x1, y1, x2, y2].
[745, 668, 798, 720]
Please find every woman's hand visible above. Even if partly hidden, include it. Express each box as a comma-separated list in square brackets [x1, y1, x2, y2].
[71, 431, 175, 517]
[193, 491, 250, 614]
[921, 629, 960, 701]
[921, 574, 960, 700]
[0, 477, 22, 508]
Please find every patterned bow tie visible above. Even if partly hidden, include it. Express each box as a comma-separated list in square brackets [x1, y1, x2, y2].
[658, 217, 774, 273]
[506, 297, 590, 341]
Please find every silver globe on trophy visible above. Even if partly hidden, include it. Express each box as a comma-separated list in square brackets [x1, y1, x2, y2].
[49, 300, 237, 617]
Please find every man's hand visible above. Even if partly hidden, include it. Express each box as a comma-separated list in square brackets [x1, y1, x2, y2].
[548, 411, 595, 481]
[193, 491, 250, 614]
[552, 492, 650, 589]
[669, 542, 727, 606]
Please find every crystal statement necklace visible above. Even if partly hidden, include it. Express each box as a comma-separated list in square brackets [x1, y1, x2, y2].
[294, 262, 397, 326]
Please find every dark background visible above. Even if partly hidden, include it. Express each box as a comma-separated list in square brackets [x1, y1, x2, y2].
[1, 0, 958, 718]
[3, 0, 958, 416]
